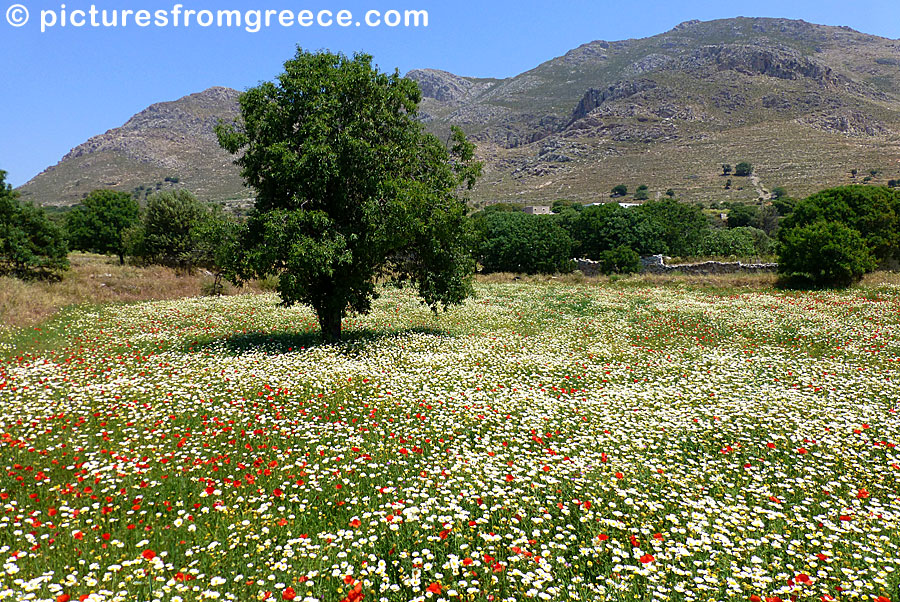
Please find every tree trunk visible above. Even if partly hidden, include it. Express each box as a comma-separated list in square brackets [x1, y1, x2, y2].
[118, 252, 125, 265]
[317, 306, 342, 343]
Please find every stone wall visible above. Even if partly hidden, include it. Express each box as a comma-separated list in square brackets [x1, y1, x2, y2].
[575, 255, 777, 277]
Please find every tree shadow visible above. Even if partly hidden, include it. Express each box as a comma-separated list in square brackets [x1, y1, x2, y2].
[187, 325, 452, 356]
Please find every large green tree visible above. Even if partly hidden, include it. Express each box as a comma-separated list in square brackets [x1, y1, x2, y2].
[66, 189, 140, 264]
[0, 170, 68, 278]
[216, 49, 481, 342]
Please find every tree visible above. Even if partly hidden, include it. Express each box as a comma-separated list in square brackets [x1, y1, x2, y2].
[191, 206, 241, 295]
[66, 190, 140, 264]
[735, 162, 753, 177]
[665, 189, 676, 198]
[0, 170, 68, 278]
[216, 49, 481, 342]
[127, 190, 210, 270]
[634, 185, 649, 201]
[596, 245, 641, 275]
[779, 185, 900, 263]
[611, 184, 628, 198]
[477, 212, 573, 274]
[722, 164, 732, 176]
[726, 204, 759, 228]
[771, 186, 788, 200]
[778, 221, 876, 287]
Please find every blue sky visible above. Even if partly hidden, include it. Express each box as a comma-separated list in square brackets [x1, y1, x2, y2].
[2, 0, 899, 188]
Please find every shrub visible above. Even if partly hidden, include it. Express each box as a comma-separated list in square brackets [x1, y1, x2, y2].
[0, 170, 68, 279]
[778, 221, 876, 287]
[726, 204, 759, 228]
[735, 162, 753, 177]
[127, 190, 210, 270]
[66, 190, 140, 264]
[478, 212, 574, 274]
[597, 246, 641, 275]
[779, 185, 900, 263]
[611, 184, 628, 197]
[698, 227, 771, 257]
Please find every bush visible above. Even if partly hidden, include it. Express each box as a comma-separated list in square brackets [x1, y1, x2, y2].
[634, 185, 649, 201]
[779, 185, 900, 263]
[478, 212, 574, 274]
[66, 190, 140, 264]
[127, 190, 210, 270]
[0, 171, 68, 279]
[726, 204, 759, 228]
[735, 162, 753, 177]
[611, 184, 628, 198]
[698, 227, 772, 257]
[778, 221, 876, 287]
[597, 246, 641, 275]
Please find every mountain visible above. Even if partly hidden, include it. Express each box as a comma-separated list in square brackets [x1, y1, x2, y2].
[19, 17, 900, 207]
[19, 87, 249, 207]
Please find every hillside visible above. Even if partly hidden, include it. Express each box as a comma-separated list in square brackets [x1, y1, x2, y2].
[19, 87, 249, 207]
[19, 17, 900, 207]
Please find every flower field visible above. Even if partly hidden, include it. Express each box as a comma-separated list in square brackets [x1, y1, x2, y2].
[1, 282, 899, 602]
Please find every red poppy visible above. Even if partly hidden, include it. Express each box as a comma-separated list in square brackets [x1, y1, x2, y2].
[141, 549, 156, 560]
[273, 488, 283, 497]
[282, 587, 296, 600]
[56, 595, 70, 602]
[639, 553, 654, 563]
[427, 582, 443, 593]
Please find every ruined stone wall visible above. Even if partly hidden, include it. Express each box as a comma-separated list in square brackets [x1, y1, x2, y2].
[575, 255, 777, 277]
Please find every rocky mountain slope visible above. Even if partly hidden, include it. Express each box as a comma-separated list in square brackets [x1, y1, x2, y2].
[19, 87, 248, 206]
[19, 17, 900, 207]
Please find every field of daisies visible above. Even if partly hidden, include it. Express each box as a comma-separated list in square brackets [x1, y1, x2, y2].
[1, 281, 899, 602]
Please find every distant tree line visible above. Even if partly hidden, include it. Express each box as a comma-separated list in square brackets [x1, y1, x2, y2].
[472, 198, 775, 276]
[2, 172, 898, 290]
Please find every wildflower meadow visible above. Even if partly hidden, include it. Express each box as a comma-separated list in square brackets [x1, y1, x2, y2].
[1, 282, 898, 602]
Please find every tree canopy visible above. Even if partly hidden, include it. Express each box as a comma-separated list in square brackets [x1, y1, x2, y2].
[0, 170, 68, 279]
[66, 189, 140, 263]
[216, 48, 481, 341]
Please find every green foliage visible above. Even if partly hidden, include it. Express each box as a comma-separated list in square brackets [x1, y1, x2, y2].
[596, 245, 641, 275]
[567, 203, 658, 258]
[726, 204, 759, 228]
[191, 206, 242, 294]
[127, 190, 210, 270]
[772, 197, 797, 217]
[551, 199, 583, 214]
[639, 200, 711, 257]
[0, 170, 69, 279]
[66, 190, 140, 264]
[634, 185, 650, 201]
[563, 200, 711, 259]
[216, 48, 481, 341]
[777, 221, 876, 288]
[477, 212, 573, 275]
[779, 185, 900, 262]
[771, 186, 788, 200]
[665, 189, 676, 198]
[722, 164, 732, 176]
[611, 184, 628, 197]
[734, 162, 753, 177]
[698, 227, 772, 257]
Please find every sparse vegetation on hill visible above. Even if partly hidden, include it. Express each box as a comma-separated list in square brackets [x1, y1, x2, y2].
[17, 17, 900, 207]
